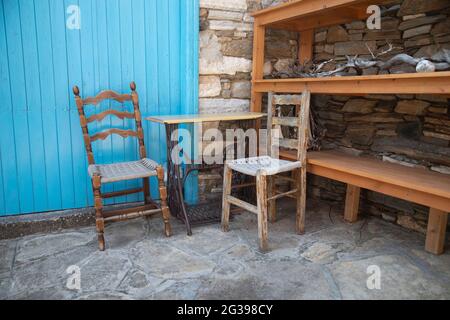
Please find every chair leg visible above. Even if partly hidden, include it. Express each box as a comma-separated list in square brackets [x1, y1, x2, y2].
[296, 167, 307, 235]
[268, 176, 277, 223]
[221, 164, 233, 232]
[157, 166, 172, 237]
[92, 175, 106, 251]
[143, 177, 151, 204]
[256, 173, 269, 252]
[142, 177, 153, 221]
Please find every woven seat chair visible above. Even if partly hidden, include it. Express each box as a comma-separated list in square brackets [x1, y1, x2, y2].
[73, 82, 171, 251]
[222, 90, 311, 251]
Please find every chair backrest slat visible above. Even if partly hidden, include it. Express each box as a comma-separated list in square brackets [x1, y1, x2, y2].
[87, 109, 135, 123]
[267, 90, 311, 163]
[90, 129, 139, 142]
[272, 95, 303, 106]
[83, 91, 132, 106]
[272, 117, 299, 127]
[73, 82, 147, 166]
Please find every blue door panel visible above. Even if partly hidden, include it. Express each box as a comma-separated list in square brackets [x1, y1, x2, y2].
[0, 0, 199, 215]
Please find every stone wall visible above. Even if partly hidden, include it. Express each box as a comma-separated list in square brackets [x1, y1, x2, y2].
[309, 0, 450, 233]
[199, 0, 295, 114]
[198, 0, 294, 200]
[197, 0, 450, 233]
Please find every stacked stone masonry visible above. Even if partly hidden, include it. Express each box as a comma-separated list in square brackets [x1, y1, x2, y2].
[198, 0, 450, 233]
[198, 0, 294, 200]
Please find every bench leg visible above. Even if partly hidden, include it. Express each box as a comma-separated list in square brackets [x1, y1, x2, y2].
[425, 208, 448, 255]
[344, 184, 361, 223]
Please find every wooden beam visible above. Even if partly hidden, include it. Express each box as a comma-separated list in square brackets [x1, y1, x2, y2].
[253, 72, 450, 95]
[425, 209, 448, 255]
[251, 22, 266, 113]
[272, 6, 368, 32]
[344, 185, 361, 223]
[252, 0, 392, 26]
[299, 29, 314, 64]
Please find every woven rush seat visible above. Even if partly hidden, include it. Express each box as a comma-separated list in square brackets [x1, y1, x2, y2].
[227, 156, 301, 176]
[88, 158, 159, 183]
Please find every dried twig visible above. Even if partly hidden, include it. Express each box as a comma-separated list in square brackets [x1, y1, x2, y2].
[270, 44, 450, 79]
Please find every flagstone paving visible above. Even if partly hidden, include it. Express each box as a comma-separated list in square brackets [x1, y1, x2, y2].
[1, 200, 449, 300]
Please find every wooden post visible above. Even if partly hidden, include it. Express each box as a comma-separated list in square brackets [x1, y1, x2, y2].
[297, 167, 307, 234]
[425, 209, 448, 255]
[298, 29, 314, 64]
[251, 22, 266, 113]
[256, 173, 269, 251]
[296, 91, 311, 234]
[344, 184, 361, 223]
[221, 164, 233, 232]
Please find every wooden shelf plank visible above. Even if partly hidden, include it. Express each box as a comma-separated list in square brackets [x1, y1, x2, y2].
[252, 0, 393, 26]
[269, 5, 369, 32]
[253, 72, 450, 95]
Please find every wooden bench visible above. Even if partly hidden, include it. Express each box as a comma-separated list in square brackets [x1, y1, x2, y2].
[281, 150, 450, 255]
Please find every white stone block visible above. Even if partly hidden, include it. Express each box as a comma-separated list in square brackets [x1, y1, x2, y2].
[200, 56, 252, 75]
[208, 10, 243, 22]
[209, 20, 252, 32]
[200, 0, 247, 12]
[199, 98, 250, 114]
[199, 76, 222, 98]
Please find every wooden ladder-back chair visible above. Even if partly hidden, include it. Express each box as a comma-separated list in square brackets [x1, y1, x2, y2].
[222, 90, 311, 251]
[73, 82, 171, 251]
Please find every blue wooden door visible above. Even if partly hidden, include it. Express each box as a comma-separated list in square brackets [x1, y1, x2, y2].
[0, 0, 199, 216]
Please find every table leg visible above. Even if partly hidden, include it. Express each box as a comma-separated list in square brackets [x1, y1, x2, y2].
[165, 123, 193, 236]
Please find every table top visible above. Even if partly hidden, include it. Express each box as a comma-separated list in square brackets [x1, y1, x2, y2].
[146, 112, 266, 124]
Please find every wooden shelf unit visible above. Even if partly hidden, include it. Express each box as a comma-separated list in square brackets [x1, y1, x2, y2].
[250, 0, 450, 111]
[250, 0, 450, 255]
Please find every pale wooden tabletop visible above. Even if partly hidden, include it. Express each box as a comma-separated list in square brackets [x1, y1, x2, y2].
[146, 112, 266, 124]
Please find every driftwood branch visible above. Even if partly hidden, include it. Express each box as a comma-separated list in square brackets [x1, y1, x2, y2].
[271, 45, 450, 79]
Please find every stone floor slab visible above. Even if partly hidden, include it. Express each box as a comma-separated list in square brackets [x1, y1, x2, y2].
[330, 254, 450, 300]
[0, 200, 449, 300]
[15, 232, 95, 264]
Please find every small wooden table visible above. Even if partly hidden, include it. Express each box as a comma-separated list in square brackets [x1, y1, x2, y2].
[147, 112, 265, 236]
